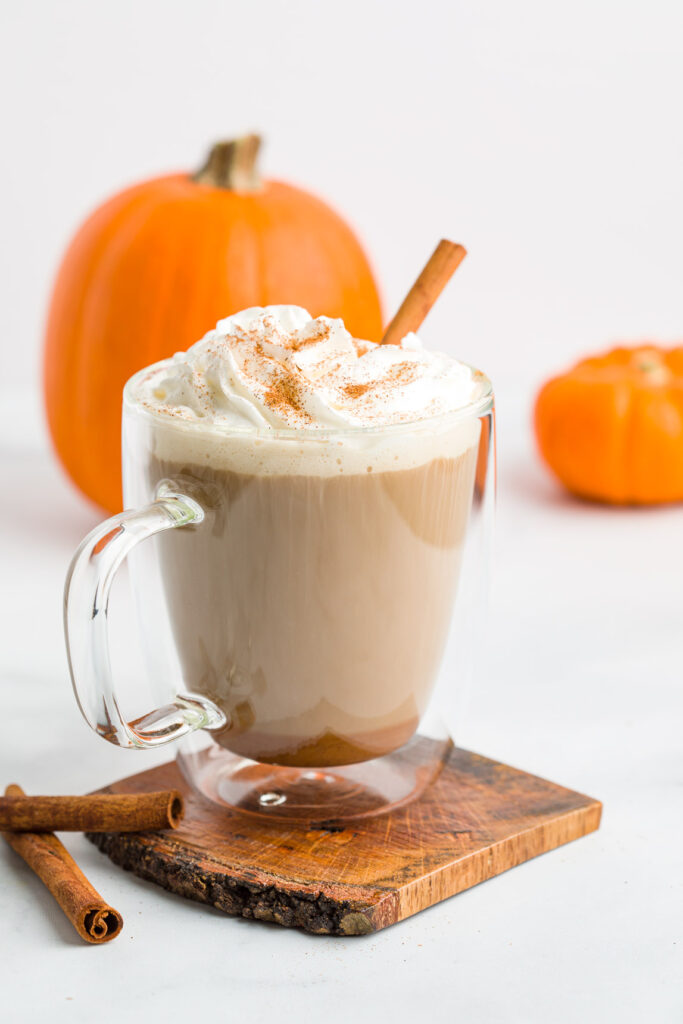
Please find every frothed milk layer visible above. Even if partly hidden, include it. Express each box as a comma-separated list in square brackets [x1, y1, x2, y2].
[128, 305, 487, 476]
[132, 410, 481, 477]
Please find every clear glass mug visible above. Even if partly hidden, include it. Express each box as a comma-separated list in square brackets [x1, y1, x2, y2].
[65, 361, 495, 822]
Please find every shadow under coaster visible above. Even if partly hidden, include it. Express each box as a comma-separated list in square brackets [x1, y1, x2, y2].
[88, 743, 602, 936]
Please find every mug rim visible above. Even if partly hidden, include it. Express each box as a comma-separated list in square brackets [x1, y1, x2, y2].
[123, 357, 494, 440]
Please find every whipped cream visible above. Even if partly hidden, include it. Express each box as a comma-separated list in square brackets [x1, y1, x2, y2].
[127, 307, 490, 477]
[135, 306, 479, 431]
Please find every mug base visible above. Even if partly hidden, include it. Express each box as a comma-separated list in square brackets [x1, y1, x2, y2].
[176, 732, 452, 824]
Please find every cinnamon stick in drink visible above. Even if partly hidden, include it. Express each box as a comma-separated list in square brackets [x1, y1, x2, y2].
[0, 790, 184, 833]
[1, 784, 123, 944]
[381, 239, 467, 346]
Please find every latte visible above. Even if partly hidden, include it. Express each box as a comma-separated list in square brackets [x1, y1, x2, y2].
[125, 306, 487, 766]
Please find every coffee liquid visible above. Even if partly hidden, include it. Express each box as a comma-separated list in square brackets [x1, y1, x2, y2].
[145, 445, 477, 767]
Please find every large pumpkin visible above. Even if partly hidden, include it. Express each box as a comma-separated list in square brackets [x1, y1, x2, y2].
[534, 344, 683, 504]
[44, 135, 383, 512]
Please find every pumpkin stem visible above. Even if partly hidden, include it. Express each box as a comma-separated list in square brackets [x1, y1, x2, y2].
[192, 135, 263, 191]
[632, 349, 670, 385]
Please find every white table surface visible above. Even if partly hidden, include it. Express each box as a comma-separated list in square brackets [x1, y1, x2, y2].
[0, 399, 681, 1024]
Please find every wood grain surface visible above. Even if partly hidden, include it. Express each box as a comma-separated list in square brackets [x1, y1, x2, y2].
[87, 746, 601, 936]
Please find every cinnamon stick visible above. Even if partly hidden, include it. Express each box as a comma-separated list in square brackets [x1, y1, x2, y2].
[2, 785, 123, 944]
[0, 790, 184, 833]
[381, 239, 467, 346]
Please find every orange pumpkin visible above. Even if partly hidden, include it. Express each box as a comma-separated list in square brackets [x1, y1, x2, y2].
[44, 135, 383, 513]
[534, 344, 683, 505]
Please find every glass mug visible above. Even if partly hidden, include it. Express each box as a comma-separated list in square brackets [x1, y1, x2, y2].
[65, 361, 494, 822]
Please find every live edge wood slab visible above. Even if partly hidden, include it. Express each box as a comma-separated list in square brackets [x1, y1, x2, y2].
[87, 748, 601, 936]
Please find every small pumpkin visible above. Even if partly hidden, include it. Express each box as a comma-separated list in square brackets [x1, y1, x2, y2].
[44, 135, 383, 513]
[534, 344, 683, 505]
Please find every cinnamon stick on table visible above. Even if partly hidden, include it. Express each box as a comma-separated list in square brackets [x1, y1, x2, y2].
[381, 239, 467, 346]
[1, 785, 123, 944]
[0, 790, 184, 833]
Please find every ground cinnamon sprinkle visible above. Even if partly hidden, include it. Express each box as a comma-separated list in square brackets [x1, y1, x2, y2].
[264, 374, 312, 422]
[291, 323, 331, 350]
[385, 362, 421, 387]
[342, 382, 372, 399]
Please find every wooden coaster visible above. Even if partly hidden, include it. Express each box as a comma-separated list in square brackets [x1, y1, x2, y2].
[88, 748, 601, 936]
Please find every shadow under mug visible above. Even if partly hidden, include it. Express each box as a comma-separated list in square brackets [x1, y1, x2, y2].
[65, 361, 495, 822]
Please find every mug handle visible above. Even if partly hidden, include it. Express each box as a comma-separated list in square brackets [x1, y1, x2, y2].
[64, 482, 226, 749]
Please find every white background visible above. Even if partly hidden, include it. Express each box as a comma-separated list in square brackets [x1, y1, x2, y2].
[0, 2, 681, 1022]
